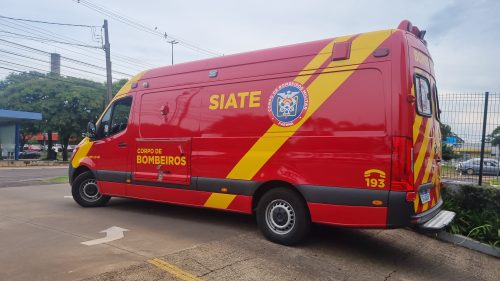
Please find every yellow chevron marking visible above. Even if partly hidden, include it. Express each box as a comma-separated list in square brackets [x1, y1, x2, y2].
[421, 137, 435, 183]
[226, 30, 392, 181]
[414, 192, 420, 211]
[204, 193, 237, 209]
[148, 258, 203, 281]
[414, 119, 432, 182]
[413, 115, 423, 144]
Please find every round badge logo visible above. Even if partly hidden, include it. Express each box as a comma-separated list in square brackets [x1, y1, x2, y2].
[268, 82, 309, 127]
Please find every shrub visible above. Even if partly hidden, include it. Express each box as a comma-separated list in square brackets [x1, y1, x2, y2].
[442, 184, 500, 248]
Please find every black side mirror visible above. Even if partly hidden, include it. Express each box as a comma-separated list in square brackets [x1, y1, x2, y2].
[87, 122, 97, 140]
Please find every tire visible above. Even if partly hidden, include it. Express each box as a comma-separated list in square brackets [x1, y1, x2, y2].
[256, 187, 311, 245]
[71, 171, 110, 207]
[466, 168, 474, 175]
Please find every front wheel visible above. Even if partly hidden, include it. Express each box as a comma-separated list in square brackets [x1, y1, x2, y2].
[256, 188, 311, 245]
[466, 168, 474, 175]
[72, 171, 110, 207]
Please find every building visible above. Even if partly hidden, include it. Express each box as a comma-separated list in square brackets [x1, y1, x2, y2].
[0, 109, 42, 160]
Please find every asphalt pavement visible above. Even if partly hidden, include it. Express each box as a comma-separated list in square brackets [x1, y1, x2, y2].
[0, 171, 498, 281]
[0, 166, 67, 187]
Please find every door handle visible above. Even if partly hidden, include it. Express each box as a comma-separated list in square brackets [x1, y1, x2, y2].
[117, 142, 127, 148]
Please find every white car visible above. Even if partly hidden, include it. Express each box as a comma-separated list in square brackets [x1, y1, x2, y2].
[52, 144, 63, 153]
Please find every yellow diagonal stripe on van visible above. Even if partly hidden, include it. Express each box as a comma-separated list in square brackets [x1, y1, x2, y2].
[294, 35, 352, 85]
[414, 119, 432, 182]
[227, 30, 392, 181]
[204, 193, 237, 209]
[413, 115, 423, 144]
[148, 258, 203, 281]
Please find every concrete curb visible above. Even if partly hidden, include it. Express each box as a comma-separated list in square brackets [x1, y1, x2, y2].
[435, 231, 500, 258]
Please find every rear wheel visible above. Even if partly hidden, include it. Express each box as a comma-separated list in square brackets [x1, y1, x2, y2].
[256, 188, 310, 245]
[466, 168, 474, 175]
[72, 171, 110, 207]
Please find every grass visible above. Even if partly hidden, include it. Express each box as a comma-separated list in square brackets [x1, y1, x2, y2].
[491, 179, 500, 186]
[46, 176, 69, 184]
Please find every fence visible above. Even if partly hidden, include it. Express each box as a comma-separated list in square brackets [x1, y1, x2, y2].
[439, 92, 500, 185]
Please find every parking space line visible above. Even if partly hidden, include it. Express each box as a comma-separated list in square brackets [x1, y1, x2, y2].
[148, 258, 203, 281]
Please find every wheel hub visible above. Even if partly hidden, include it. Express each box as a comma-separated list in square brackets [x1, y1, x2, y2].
[80, 179, 102, 202]
[265, 199, 295, 235]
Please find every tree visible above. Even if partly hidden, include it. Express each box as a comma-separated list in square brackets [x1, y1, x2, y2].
[440, 123, 460, 161]
[0, 72, 106, 161]
[112, 79, 128, 95]
[489, 126, 500, 147]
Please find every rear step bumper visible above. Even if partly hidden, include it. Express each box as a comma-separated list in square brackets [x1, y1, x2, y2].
[417, 210, 456, 231]
[410, 198, 456, 232]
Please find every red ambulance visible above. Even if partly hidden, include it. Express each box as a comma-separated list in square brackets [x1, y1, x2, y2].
[70, 20, 455, 245]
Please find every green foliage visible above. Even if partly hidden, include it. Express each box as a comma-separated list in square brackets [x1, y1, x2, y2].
[440, 122, 463, 143]
[0, 72, 111, 160]
[442, 184, 500, 248]
[442, 144, 459, 161]
[489, 126, 500, 147]
[112, 79, 128, 95]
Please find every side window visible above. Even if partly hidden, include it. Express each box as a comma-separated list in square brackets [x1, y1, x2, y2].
[110, 98, 132, 135]
[415, 75, 432, 116]
[97, 107, 112, 138]
[96, 97, 132, 138]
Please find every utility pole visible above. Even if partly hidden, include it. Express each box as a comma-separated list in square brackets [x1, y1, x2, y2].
[50, 53, 60, 75]
[169, 40, 178, 65]
[103, 19, 113, 105]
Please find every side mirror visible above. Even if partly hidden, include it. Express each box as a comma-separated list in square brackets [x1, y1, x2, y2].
[87, 122, 97, 140]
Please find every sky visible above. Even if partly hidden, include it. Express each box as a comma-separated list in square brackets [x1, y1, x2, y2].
[1, 0, 499, 92]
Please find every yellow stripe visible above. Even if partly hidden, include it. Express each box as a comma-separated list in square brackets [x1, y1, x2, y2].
[414, 119, 432, 181]
[227, 30, 392, 180]
[97, 71, 147, 124]
[413, 192, 419, 211]
[204, 193, 237, 209]
[114, 70, 147, 99]
[148, 258, 203, 281]
[413, 115, 423, 144]
[294, 35, 352, 85]
[71, 137, 93, 168]
[421, 136, 435, 183]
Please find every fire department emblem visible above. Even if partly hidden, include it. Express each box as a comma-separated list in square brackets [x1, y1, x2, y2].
[268, 82, 309, 127]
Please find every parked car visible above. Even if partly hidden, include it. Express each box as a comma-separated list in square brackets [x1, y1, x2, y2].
[52, 144, 63, 152]
[67, 145, 76, 152]
[19, 150, 41, 159]
[26, 144, 42, 152]
[456, 158, 500, 176]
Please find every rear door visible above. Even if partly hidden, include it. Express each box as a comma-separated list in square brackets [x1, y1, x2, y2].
[412, 70, 442, 214]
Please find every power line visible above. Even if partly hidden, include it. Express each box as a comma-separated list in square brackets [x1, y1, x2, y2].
[0, 39, 133, 77]
[0, 30, 102, 49]
[0, 18, 152, 72]
[0, 15, 99, 28]
[0, 55, 109, 82]
[74, 0, 222, 57]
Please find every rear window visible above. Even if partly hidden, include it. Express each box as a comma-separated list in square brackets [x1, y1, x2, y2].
[415, 74, 432, 116]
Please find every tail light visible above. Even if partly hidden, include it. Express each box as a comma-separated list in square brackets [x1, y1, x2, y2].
[391, 136, 414, 193]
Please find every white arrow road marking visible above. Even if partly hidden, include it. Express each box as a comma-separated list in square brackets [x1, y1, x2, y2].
[81, 226, 129, 246]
